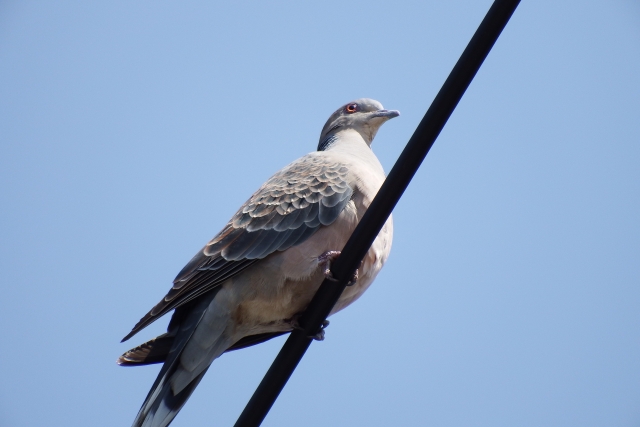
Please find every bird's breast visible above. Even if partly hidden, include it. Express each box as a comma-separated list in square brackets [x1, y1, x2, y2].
[225, 148, 393, 338]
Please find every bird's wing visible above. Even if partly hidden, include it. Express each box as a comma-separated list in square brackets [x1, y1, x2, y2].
[122, 153, 353, 341]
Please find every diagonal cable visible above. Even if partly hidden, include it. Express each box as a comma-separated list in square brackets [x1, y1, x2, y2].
[234, 1, 521, 425]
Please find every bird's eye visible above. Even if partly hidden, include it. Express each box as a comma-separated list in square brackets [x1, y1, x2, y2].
[345, 103, 358, 113]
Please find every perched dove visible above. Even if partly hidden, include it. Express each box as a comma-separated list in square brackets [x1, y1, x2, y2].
[119, 98, 399, 427]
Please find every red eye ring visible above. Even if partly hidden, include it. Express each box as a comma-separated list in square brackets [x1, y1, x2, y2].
[345, 103, 358, 113]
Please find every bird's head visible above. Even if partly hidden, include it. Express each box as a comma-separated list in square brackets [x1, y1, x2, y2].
[318, 98, 399, 150]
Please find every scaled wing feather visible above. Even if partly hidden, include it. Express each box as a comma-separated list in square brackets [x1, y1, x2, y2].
[122, 153, 354, 342]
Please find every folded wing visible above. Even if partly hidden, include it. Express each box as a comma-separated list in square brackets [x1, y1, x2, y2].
[122, 153, 354, 342]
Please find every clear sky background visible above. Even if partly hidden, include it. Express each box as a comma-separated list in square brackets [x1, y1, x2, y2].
[1, 1, 639, 426]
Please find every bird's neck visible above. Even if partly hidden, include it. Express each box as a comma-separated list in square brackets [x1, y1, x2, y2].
[329, 129, 369, 149]
[325, 129, 384, 174]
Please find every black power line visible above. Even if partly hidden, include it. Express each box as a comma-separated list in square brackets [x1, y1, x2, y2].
[234, 1, 521, 425]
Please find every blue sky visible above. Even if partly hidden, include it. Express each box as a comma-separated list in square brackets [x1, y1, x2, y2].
[1, 1, 639, 426]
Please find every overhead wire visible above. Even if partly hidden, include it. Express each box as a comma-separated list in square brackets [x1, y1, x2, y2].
[234, 1, 522, 425]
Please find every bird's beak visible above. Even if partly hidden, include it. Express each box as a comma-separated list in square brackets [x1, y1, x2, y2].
[371, 109, 400, 119]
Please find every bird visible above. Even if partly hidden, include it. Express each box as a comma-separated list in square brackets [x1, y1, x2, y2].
[119, 98, 399, 427]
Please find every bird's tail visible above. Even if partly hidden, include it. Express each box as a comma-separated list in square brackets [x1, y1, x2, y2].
[130, 288, 234, 427]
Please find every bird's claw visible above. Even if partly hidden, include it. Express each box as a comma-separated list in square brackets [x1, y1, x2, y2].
[310, 320, 330, 341]
[317, 250, 360, 286]
[291, 318, 330, 341]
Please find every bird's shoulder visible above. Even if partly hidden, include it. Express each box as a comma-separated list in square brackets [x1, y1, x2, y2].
[234, 151, 353, 221]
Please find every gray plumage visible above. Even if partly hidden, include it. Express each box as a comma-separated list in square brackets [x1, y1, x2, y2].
[120, 98, 398, 427]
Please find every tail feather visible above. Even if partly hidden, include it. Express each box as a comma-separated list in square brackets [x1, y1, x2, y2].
[139, 368, 209, 427]
[132, 289, 220, 427]
[118, 333, 174, 366]
[119, 330, 289, 367]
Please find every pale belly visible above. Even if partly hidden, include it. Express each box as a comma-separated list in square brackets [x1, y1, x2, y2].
[222, 209, 393, 338]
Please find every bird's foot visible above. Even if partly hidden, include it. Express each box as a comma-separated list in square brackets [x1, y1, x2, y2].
[291, 317, 330, 341]
[310, 320, 330, 341]
[317, 250, 360, 286]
